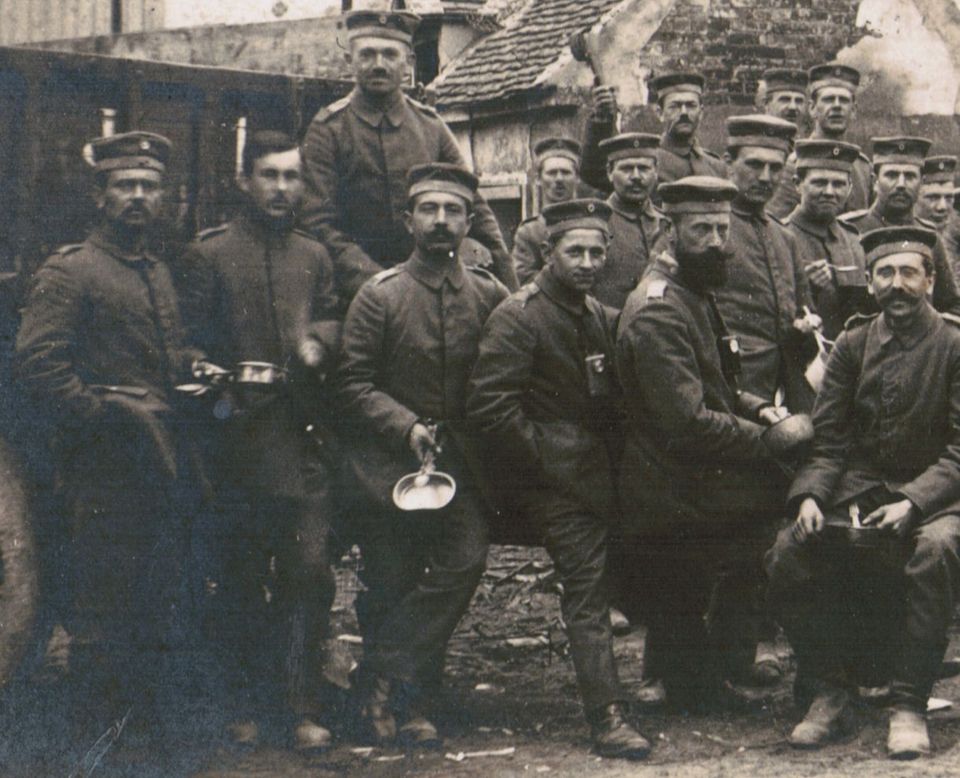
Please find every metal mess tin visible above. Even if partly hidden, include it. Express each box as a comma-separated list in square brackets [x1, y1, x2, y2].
[392, 457, 457, 511]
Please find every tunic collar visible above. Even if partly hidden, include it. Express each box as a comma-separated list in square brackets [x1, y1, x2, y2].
[607, 192, 660, 223]
[732, 199, 769, 222]
[659, 132, 703, 158]
[788, 207, 839, 241]
[876, 301, 938, 349]
[349, 88, 406, 128]
[406, 250, 465, 290]
[534, 266, 588, 316]
[89, 226, 157, 264]
[869, 203, 913, 227]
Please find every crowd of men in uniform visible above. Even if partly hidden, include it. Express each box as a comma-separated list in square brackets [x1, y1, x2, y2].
[9, 7, 960, 772]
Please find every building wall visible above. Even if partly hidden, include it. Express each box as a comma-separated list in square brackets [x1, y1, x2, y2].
[0, 0, 166, 45]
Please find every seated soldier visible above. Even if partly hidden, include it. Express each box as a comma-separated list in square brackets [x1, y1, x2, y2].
[765, 226, 960, 760]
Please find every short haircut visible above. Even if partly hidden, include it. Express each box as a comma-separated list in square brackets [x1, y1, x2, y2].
[406, 190, 474, 214]
[241, 130, 299, 176]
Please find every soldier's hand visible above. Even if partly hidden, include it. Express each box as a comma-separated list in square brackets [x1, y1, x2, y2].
[793, 312, 822, 335]
[408, 422, 438, 465]
[298, 338, 325, 368]
[591, 85, 619, 120]
[758, 405, 790, 425]
[862, 498, 918, 538]
[805, 259, 833, 290]
[793, 497, 825, 542]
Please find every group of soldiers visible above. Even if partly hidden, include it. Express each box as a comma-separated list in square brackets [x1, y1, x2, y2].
[9, 7, 960, 772]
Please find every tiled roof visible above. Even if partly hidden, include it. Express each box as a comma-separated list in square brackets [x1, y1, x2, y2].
[431, 0, 623, 107]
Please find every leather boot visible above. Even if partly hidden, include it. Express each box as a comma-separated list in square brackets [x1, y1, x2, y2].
[589, 703, 651, 760]
[887, 708, 930, 760]
[357, 675, 397, 744]
[789, 686, 854, 748]
[398, 715, 442, 749]
[293, 717, 333, 752]
[226, 719, 259, 747]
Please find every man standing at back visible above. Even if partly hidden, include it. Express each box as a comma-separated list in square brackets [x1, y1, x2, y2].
[768, 64, 872, 219]
[758, 68, 808, 127]
[915, 155, 960, 276]
[513, 137, 582, 284]
[301, 10, 516, 300]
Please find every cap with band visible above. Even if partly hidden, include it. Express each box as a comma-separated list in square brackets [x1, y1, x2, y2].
[407, 163, 478, 202]
[342, 10, 420, 44]
[761, 68, 808, 95]
[534, 137, 582, 166]
[88, 131, 171, 174]
[872, 136, 931, 167]
[922, 155, 957, 185]
[650, 71, 705, 100]
[541, 199, 612, 238]
[808, 63, 860, 95]
[599, 133, 660, 163]
[725, 114, 797, 153]
[794, 140, 861, 172]
[657, 175, 738, 215]
[861, 225, 938, 267]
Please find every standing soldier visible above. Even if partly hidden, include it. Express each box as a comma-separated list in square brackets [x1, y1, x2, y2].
[337, 163, 508, 747]
[592, 133, 668, 310]
[718, 115, 819, 412]
[768, 64, 873, 219]
[468, 199, 651, 760]
[581, 72, 727, 193]
[513, 137, 582, 284]
[915, 155, 960, 276]
[301, 10, 516, 300]
[758, 68, 808, 127]
[16, 133, 203, 756]
[782, 140, 869, 340]
[616, 176, 795, 710]
[180, 131, 341, 751]
[766, 226, 960, 760]
[840, 136, 960, 314]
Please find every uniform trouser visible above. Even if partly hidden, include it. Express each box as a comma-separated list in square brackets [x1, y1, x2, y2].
[354, 484, 488, 698]
[612, 525, 777, 706]
[765, 510, 960, 711]
[518, 490, 624, 713]
[212, 401, 337, 721]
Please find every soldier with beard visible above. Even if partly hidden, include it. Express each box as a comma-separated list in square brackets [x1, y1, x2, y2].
[840, 137, 960, 315]
[581, 72, 726, 194]
[615, 176, 793, 710]
[513, 137, 583, 284]
[915, 156, 960, 277]
[768, 64, 873, 219]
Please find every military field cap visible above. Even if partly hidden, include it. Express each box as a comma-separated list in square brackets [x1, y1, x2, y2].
[861, 225, 938, 267]
[794, 140, 861, 172]
[725, 114, 797, 153]
[407, 163, 478, 202]
[343, 10, 420, 44]
[808, 63, 860, 95]
[657, 175, 738, 215]
[872, 136, 931, 167]
[922, 155, 957, 184]
[534, 137, 582, 166]
[88, 131, 171, 174]
[541, 198, 612, 238]
[651, 71, 705, 100]
[599, 133, 660, 163]
[761, 68, 808, 94]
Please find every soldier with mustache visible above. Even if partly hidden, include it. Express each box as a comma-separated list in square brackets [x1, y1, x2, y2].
[758, 68, 809, 127]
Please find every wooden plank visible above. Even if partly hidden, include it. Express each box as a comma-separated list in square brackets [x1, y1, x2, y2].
[123, 0, 144, 33]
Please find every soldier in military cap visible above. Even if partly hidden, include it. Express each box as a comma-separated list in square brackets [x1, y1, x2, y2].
[336, 163, 509, 747]
[840, 136, 960, 315]
[782, 140, 869, 339]
[766, 225, 960, 759]
[615, 176, 794, 710]
[469, 199, 651, 760]
[179, 130, 342, 751]
[758, 67, 809, 126]
[581, 71, 727, 194]
[16, 131, 206, 756]
[717, 115, 819, 415]
[916, 155, 960, 275]
[513, 137, 583, 284]
[301, 10, 516, 301]
[768, 63, 873, 219]
[592, 133, 668, 309]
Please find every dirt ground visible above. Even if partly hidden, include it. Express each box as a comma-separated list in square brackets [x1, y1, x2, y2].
[194, 545, 960, 778]
[5, 544, 960, 777]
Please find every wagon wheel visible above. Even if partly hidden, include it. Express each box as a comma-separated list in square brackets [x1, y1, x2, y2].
[0, 436, 38, 689]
